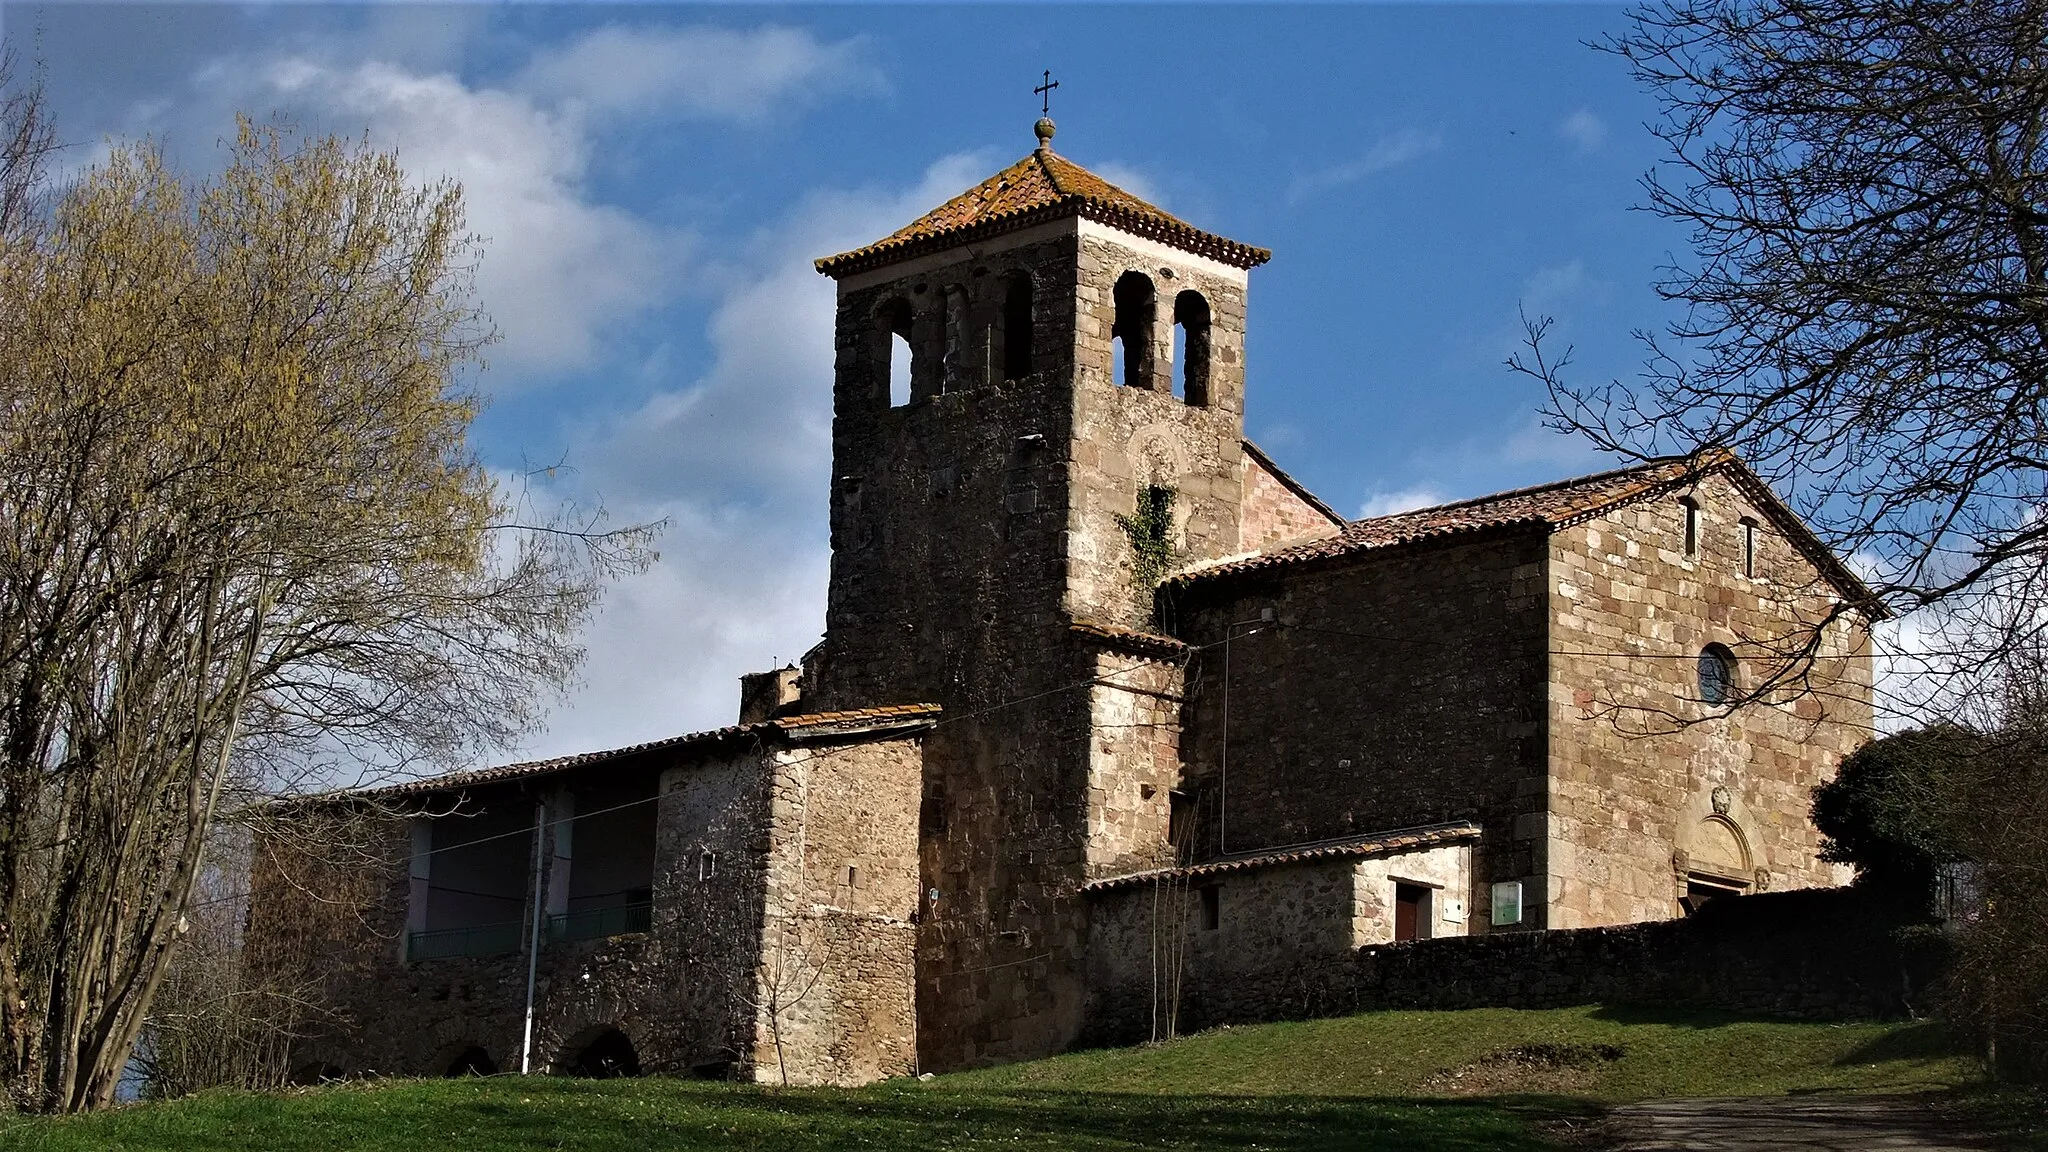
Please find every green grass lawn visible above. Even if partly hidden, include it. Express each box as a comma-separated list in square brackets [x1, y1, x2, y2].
[0, 1006, 2001, 1151]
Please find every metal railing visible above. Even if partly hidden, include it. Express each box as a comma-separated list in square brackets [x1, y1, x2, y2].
[547, 901, 653, 943]
[406, 920, 524, 961]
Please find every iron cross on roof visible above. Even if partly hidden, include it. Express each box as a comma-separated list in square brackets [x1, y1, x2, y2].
[1035, 70, 1059, 117]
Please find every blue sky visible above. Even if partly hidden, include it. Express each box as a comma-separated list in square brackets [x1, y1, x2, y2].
[29, 3, 1691, 760]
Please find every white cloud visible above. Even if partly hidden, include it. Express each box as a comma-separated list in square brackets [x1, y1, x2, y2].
[260, 58, 682, 377]
[179, 24, 868, 380]
[1288, 128, 1442, 203]
[1559, 108, 1607, 153]
[1358, 485, 1448, 519]
[511, 155, 993, 757]
[517, 24, 875, 123]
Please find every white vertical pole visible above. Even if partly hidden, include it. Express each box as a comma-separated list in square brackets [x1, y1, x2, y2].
[520, 800, 546, 1075]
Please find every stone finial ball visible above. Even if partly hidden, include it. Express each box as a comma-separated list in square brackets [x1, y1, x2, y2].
[1035, 117, 1057, 146]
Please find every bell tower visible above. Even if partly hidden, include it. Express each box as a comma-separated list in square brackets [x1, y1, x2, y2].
[808, 118, 1269, 1069]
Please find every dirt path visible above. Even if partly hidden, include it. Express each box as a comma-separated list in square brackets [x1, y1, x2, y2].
[1603, 1096, 1993, 1150]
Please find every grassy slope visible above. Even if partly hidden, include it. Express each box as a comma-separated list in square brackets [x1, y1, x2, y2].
[0, 1007, 1992, 1152]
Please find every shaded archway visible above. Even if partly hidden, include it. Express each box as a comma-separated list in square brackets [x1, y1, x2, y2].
[558, 1026, 641, 1079]
[444, 1046, 497, 1078]
[288, 1061, 345, 1086]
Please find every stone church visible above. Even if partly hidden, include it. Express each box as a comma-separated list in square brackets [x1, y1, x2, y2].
[254, 119, 1876, 1086]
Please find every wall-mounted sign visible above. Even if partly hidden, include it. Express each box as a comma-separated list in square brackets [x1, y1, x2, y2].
[1490, 880, 1523, 926]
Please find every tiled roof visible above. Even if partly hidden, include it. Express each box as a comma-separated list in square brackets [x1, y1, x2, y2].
[816, 143, 1270, 278]
[1069, 619, 1188, 658]
[1169, 449, 1879, 610]
[1081, 822, 1483, 893]
[335, 704, 942, 801]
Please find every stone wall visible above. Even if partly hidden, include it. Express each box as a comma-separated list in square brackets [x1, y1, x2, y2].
[1165, 531, 1551, 924]
[1345, 886, 1926, 1021]
[1546, 470, 1871, 928]
[1084, 843, 1476, 1045]
[814, 213, 1261, 1072]
[254, 732, 924, 1087]
[1082, 645, 1185, 879]
[1239, 449, 1342, 554]
[752, 739, 922, 1085]
[1087, 886, 1926, 1043]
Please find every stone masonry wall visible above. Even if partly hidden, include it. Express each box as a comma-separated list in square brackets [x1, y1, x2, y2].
[1084, 843, 1473, 1045]
[1547, 470, 1872, 928]
[1166, 532, 1551, 926]
[257, 734, 926, 1086]
[1090, 885, 1926, 1043]
[814, 222, 1098, 1072]
[751, 738, 922, 1085]
[813, 216, 1260, 1072]
[1239, 451, 1342, 554]
[1082, 647, 1186, 878]
[1066, 222, 1252, 631]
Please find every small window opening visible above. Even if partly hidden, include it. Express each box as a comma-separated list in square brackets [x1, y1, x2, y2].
[846, 865, 858, 889]
[1168, 790, 1193, 853]
[1680, 495, 1700, 556]
[1002, 273, 1034, 381]
[1394, 882, 1431, 942]
[698, 850, 717, 881]
[1173, 290, 1212, 407]
[1197, 884, 1220, 931]
[1112, 271, 1156, 388]
[1698, 643, 1737, 705]
[878, 299, 914, 408]
[1740, 517, 1758, 577]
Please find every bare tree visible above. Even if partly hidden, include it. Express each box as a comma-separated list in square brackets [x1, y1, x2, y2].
[0, 118, 654, 1112]
[1514, 0, 2048, 720]
[1514, 0, 2048, 1079]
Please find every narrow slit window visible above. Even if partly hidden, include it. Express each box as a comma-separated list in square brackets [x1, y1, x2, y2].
[1741, 517, 1758, 577]
[699, 850, 718, 881]
[1680, 495, 1700, 557]
[1198, 884, 1220, 931]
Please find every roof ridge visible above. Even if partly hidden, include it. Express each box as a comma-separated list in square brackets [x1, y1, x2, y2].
[1352, 453, 1694, 527]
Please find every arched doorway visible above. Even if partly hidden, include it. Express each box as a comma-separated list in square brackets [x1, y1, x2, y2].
[558, 1026, 641, 1078]
[1681, 813, 1753, 913]
[443, 1046, 497, 1078]
[288, 1061, 345, 1086]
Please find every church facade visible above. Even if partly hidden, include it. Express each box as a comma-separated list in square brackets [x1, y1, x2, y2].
[253, 121, 1875, 1085]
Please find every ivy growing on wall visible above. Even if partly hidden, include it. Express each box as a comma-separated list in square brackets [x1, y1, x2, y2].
[1118, 485, 1180, 618]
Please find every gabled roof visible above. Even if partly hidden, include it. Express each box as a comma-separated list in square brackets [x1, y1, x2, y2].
[331, 704, 943, 802]
[1170, 450, 1882, 613]
[816, 140, 1270, 278]
[1081, 822, 1482, 893]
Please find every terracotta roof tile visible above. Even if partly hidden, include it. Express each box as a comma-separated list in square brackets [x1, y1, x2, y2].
[1068, 619, 1188, 658]
[1169, 449, 1879, 611]
[336, 703, 942, 801]
[1081, 821, 1483, 893]
[817, 146, 1270, 278]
